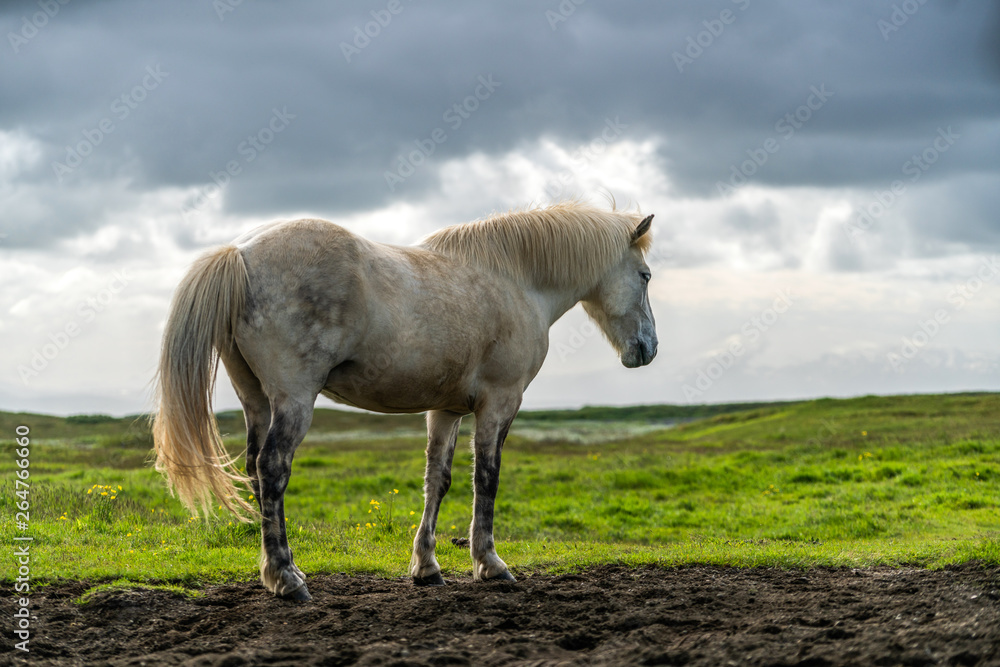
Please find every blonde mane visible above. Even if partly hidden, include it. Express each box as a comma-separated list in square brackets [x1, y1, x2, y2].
[420, 201, 651, 288]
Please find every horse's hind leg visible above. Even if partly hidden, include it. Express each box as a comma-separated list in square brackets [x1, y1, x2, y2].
[410, 410, 463, 586]
[257, 397, 313, 600]
[219, 345, 270, 509]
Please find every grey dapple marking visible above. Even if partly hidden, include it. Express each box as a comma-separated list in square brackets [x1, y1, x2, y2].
[153, 201, 657, 601]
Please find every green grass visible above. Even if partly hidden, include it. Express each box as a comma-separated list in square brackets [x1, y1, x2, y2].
[2, 392, 999, 586]
[74, 580, 203, 604]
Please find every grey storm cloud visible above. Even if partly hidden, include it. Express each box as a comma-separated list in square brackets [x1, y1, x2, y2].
[0, 0, 998, 251]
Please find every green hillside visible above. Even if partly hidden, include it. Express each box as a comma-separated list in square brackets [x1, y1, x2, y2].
[2, 392, 998, 584]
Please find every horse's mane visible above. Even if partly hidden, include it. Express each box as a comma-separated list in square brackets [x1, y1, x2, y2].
[420, 201, 651, 288]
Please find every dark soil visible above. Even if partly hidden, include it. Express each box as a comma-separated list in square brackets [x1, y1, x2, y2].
[4, 565, 1000, 666]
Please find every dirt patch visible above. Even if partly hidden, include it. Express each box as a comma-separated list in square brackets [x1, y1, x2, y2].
[4, 565, 1000, 666]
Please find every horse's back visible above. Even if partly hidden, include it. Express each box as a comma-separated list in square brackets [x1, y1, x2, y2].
[237, 218, 363, 266]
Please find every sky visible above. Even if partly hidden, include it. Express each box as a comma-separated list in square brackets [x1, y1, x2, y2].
[1, 0, 999, 416]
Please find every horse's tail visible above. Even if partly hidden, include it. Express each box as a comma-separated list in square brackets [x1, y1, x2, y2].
[152, 245, 256, 520]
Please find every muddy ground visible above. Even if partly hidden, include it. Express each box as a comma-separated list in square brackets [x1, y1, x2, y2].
[4, 565, 1000, 666]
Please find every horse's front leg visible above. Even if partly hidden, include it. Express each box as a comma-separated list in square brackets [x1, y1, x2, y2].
[411, 410, 463, 585]
[258, 400, 313, 601]
[470, 398, 520, 581]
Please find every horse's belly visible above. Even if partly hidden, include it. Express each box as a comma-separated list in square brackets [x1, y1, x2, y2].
[322, 361, 472, 414]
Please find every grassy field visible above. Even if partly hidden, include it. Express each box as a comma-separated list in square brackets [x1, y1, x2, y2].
[2, 393, 999, 588]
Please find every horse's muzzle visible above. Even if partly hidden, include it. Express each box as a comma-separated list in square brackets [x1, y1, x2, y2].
[622, 338, 657, 368]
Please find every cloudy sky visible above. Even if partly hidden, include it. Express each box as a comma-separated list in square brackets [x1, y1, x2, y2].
[2, 1, 999, 416]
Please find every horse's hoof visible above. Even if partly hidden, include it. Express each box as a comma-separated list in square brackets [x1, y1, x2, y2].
[413, 572, 446, 587]
[279, 583, 312, 602]
[486, 570, 516, 582]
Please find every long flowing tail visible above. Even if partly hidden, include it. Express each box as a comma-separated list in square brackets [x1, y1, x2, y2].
[152, 245, 255, 519]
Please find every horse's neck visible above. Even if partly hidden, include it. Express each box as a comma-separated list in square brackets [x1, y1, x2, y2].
[527, 284, 589, 329]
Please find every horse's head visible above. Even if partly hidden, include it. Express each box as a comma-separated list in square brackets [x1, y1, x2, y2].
[582, 214, 658, 368]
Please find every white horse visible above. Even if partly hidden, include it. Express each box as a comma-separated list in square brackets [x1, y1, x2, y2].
[153, 201, 657, 601]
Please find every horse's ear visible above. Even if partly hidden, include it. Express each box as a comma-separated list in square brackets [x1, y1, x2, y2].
[632, 214, 653, 242]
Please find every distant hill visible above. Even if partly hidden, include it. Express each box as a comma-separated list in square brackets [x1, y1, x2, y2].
[1, 393, 994, 445]
[519, 401, 800, 423]
[0, 399, 793, 440]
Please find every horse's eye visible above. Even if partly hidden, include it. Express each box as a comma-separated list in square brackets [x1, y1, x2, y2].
[640, 272, 651, 283]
